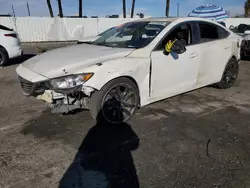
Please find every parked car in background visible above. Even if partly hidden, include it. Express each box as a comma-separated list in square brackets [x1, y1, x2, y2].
[77, 27, 115, 44]
[0, 25, 22, 66]
[16, 17, 242, 123]
[229, 24, 250, 58]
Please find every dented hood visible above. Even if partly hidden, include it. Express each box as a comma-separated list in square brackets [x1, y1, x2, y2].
[22, 44, 134, 78]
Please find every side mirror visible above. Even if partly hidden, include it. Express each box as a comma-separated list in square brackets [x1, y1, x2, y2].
[244, 30, 250, 34]
[172, 39, 186, 54]
[164, 39, 186, 55]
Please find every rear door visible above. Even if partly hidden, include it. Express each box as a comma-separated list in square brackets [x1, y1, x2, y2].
[195, 22, 232, 87]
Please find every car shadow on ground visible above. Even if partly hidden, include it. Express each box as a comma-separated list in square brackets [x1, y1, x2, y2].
[241, 55, 250, 61]
[6, 54, 35, 66]
[21, 105, 140, 187]
[58, 111, 140, 188]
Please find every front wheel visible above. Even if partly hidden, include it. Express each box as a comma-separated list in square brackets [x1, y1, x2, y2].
[215, 58, 239, 89]
[89, 77, 139, 124]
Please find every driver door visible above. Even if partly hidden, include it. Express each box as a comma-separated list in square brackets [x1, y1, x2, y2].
[150, 23, 201, 101]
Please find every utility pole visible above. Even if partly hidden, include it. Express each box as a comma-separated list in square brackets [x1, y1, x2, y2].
[27, 2, 31, 16]
[12, 4, 16, 17]
[57, 0, 63, 17]
[123, 0, 126, 18]
[131, 0, 135, 18]
[46, 0, 54, 17]
[177, 3, 179, 17]
[165, 0, 170, 17]
[79, 0, 82, 17]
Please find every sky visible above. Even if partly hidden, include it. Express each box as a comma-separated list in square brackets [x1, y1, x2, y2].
[0, 0, 245, 17]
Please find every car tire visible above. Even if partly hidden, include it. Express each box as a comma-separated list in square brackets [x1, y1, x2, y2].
[0, 47, 8, 67]
[89, 77, 139, 124]
[215, 58, 239, 89]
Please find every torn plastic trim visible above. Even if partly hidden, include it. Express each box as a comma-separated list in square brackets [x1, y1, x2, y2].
[53, 85, 82, 95]
[82, 86, 95, 96]
[36, 90, 64, 103]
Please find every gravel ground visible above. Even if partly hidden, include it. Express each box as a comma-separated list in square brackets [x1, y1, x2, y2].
[1, 46, 250, 187]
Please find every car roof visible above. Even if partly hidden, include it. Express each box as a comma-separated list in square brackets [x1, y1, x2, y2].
[134, 17, 219, 24]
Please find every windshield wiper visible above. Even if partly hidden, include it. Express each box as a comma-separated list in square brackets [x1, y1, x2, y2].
[78, 41, 93, 44]
[93, 43, 114, 48]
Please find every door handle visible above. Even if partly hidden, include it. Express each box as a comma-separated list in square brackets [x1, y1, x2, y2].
[190, 53, 198, 58]
[224, 45, 230, 49]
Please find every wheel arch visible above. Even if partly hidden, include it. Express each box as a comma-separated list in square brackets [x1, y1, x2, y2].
[231, 55, 237, 60]
[222, 55, 238, 72]
[0, 45, 9, 57]
[99, 75, 142, 106]
[215, 56, 238, 85]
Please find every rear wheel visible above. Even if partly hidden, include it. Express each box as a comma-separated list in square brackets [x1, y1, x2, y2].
[215, 58, 239, 89]
[0, 47, 8, 67]
[89, 77, 139, 124]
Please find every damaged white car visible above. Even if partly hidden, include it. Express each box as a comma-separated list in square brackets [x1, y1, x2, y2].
[16, 17, 242, 123]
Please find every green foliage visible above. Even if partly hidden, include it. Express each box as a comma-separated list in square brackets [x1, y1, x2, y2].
[245, 0, 250, 17]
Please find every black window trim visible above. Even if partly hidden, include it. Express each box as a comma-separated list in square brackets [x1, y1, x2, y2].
[152, 20, 200, 52]
[196, 21, 231, 44]
[217, 24, 230, 39]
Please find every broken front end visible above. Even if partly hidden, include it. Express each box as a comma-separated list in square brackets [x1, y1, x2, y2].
[18, 73, 95, 113]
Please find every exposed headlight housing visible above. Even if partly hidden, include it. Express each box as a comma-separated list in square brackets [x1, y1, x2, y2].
[50, 73, 93, 89]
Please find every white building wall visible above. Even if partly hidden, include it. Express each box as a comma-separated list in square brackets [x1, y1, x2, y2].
[0, 17, 248, 42]
[224, 18, 250, 27]
[0, 17, 138, 42]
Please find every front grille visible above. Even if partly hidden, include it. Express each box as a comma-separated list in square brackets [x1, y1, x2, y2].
[18, 76, 49, 96]
[18, 76, 35, 95]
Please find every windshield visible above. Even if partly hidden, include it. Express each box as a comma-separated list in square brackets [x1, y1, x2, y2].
[92, 21, 171, 48]
[98, 27, 115, 36]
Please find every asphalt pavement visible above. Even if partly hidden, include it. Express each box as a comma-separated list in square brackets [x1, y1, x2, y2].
[0, 44, 250, 187]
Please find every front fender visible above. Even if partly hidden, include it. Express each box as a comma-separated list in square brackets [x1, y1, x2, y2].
[83, 57, 151, 106]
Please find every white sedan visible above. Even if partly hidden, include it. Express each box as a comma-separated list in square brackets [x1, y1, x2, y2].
[16, 17, 242, 123]
[0, 24, 22, 66]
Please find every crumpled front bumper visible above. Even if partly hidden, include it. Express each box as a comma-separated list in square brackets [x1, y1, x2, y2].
[36, 86, 95, 114]
[36, 90, 64, 103]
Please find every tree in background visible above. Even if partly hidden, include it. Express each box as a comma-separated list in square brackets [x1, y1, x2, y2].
[165, 0, 170, 17]
[123, 0, 126, 18]
[131, 0, 136, 18]
[79, 0, 83, 17]
[46, 0, 54, 17]
[57, 0, 63, 17]
[245, 0, 250, 17]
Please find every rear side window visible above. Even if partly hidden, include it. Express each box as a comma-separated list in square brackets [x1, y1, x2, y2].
[199, 22, 219, 42]
[0, 25, 13, 31]
[217, 26, 230, 39]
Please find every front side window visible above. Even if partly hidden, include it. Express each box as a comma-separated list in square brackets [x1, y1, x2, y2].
[93, 21, 171, 48]
[199, 22, 219, 42]
[155, 23, 193, 50]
